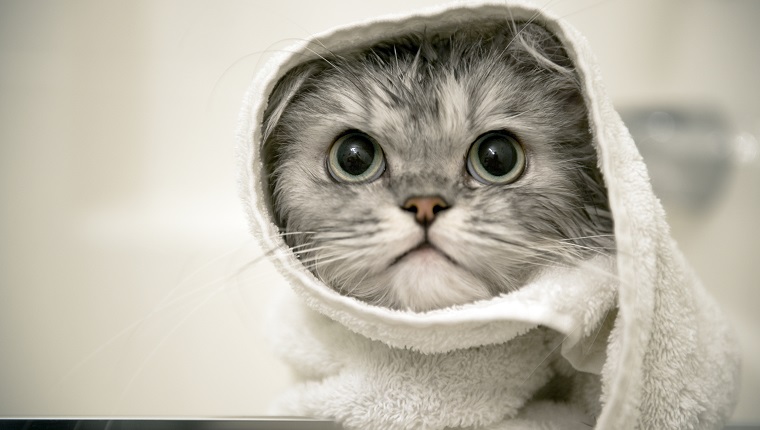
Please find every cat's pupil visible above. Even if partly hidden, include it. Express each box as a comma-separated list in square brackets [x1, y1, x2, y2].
[338, 135, 375, 176]
[478, 135, 517, 177]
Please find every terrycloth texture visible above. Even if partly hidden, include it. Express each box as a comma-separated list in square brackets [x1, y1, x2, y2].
[265, 258, 617, 429]
[237, 1, 741, 429]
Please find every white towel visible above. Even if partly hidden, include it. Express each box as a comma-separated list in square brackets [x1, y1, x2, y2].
[237, 1, 741, 429]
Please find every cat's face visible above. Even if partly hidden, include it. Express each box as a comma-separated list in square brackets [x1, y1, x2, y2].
[263, 22, 613, 311]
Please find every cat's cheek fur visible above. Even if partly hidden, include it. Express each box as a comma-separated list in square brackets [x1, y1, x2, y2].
[313, 209, 420, 292]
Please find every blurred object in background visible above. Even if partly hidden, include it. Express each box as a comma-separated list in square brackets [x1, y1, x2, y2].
[619, 106, 758, 214]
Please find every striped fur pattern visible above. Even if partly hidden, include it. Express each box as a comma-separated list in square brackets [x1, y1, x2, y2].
[261, 20, 614, 311]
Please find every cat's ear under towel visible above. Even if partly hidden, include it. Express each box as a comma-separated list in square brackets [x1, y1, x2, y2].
[237, 1, 740, 429]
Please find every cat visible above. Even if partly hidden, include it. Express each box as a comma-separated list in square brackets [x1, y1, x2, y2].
[260, 20, 614, 312]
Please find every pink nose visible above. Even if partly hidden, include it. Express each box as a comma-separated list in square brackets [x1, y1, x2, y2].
[402, 196, 449, 224]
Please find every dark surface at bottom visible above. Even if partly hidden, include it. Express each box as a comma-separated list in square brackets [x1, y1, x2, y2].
[0, 420, 341, 430]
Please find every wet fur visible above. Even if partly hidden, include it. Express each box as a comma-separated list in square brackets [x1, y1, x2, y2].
[262, 20, 614, 312]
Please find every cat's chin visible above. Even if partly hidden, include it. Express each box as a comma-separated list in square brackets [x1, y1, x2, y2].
[382, 252, 493, 312]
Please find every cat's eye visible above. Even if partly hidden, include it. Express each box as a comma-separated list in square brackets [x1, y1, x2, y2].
[466, 131, 526, 185]
[327, 131, 385, 183]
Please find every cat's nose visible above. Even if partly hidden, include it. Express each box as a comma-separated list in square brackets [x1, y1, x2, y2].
[402, 196, 449, 225]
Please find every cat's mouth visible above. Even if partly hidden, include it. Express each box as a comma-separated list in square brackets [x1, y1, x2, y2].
[390, 241, 456, 266]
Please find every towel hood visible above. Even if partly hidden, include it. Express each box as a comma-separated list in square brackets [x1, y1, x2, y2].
[238, 1, 740, 428]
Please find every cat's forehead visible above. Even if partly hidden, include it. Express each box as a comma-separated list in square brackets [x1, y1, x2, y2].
[366, 77, 470, 156]
[326, 62, 521, 161]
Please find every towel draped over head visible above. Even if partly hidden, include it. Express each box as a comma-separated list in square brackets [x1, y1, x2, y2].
[238, 1, 740, 428]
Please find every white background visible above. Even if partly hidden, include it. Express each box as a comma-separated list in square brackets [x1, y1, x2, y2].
[1, 0, 758, 424]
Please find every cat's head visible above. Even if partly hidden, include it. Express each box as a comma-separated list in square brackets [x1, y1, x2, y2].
[260, 21, 613, 312]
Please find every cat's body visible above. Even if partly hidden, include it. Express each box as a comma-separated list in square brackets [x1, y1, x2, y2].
[262, 21, 613, 312]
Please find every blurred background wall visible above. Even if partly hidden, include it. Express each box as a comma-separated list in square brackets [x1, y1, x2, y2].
[1, 0, 758, 424]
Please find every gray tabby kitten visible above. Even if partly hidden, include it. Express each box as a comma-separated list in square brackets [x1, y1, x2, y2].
[262, 20, 614, 312]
